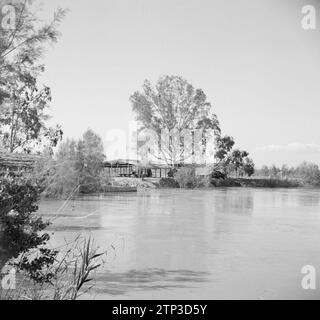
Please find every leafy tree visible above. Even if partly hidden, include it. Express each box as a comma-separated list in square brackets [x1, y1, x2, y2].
[43, 130, 106, 197]
[131, 75, 220, 166]
[0, 80, 63, 153]
[214, 135, 235, 163]
[228, 149, 251, 177]
[0, 1, 66, 81]
[0, 172, 57, 280]
[0, 1, 68, 289]
[295, 162, 320, 185]
[43, 139, 80, 197]
[78, 129, 106, 193]
[260, 165, 270, 177]
[269, 165, 281, 179]
[0, 1, 66, 153]
[212, 135, 255, 178]
[243, 157, 255, 177]
[281, 164, 290, 179]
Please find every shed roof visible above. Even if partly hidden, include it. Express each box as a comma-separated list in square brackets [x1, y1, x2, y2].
[104, 159, 170, 169]
[0, 152, 40, 168]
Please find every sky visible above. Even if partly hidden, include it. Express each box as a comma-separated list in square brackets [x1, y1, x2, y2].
[33, 0, 320, 166]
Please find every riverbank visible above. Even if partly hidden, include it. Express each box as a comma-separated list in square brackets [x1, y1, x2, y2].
[158, 177, 307, 189]
[103, 177, 310, 190]
[40, 177, 314, 201]
[210, 178, 302, 188]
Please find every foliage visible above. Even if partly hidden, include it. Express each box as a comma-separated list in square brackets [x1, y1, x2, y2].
[211, 166, 227, 179]
[228, 150, 249, 175]
[41, 139, 79, 197]
[0, 172, 48, 257]
[174, 167, 196, 188]
[260, 165, 270, 177]
[42, 130, 107, 198]
[16, 248, 58, 285]
[295, 162, 320, 185]
[0, 79, 63, 153]
[0, 172, 58, 285]
[214, 135, 235, 163]
[242, 157, 255, 177]
[213, 135, 255, 178]
[0, 1, 66, 153]
[0, 1, 66, 82]
[131, 75, 220, 166]
[174, 166, 210, 188]
[1, 236, 106, 300]
[78, 129, 106, 194]
[255, 162, 320, 186]
[159, 178, 180, 188]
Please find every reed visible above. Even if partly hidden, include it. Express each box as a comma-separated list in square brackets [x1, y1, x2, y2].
[0, 236, 106, 300]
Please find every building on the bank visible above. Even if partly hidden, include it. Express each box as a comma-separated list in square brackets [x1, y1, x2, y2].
[0, 152, 40, 171]
[103, 159, 172, 178]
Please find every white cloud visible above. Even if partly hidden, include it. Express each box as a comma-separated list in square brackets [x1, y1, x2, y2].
[256, 143, 320, 152]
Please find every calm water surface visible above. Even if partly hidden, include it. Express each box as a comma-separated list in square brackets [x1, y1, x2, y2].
[39, 188, 320, 300]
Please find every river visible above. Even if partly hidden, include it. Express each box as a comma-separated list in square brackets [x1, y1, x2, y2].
[39, 188, 320, 300]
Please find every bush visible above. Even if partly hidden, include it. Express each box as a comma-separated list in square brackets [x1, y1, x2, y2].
[211, 169, 227, 179]
[159, 178, 180, 188]
[41, 158, 80, 198]
[295, 162, 320, 186]
[0, 172, 57, 280]
[41, 130, 108, 198]
[174, 167, 196, 188]
[174, 167, 211, 188]
[0, 173, 105, 300]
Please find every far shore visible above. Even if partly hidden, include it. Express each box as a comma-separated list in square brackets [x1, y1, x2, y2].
[84, 177, 318, 193]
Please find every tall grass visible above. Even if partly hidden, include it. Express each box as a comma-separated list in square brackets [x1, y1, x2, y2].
[0, 236, 106, 300]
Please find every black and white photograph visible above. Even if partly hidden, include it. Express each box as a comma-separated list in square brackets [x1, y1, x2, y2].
[0, 0, 320, 305]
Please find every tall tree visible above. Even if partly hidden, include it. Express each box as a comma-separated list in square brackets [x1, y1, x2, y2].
[228, 149, 253, 177]
[131, 76, 221, 166]
[78, 129, 106, 193]
[43, 130, 106, 197]
[0, 0, 66, 153]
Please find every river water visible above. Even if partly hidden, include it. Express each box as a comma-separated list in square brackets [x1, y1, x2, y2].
[39, 188, 320, 300]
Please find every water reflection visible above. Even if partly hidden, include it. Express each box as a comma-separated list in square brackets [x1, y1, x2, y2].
[296, 189, 320, 207]
[213, 188, 254, 215]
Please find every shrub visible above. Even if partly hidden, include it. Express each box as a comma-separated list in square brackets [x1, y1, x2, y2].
[41, 130, 107, 198]
[295, 162, 320, 186]
[174, 167, 211, 188]
[41, 158, 80, 198]
[159, 178, 180, 188]
[0, 172, 57, 280]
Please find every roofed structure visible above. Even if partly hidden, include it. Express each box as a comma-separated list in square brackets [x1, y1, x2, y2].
[103, 159, 172, 178]
[0, 152, 40, 170]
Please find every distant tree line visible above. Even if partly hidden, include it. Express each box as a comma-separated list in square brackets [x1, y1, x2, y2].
[255, 162, 320, 186]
